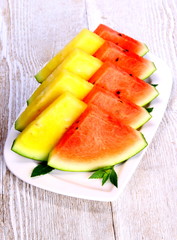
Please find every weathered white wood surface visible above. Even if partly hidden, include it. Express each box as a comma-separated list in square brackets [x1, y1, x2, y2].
[1, 0, 177, 239]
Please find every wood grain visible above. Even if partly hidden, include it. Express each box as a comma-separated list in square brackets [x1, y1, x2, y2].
[1, 0, 177, 239]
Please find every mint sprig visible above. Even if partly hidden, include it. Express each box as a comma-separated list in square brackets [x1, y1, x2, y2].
[31, 161, 54, 177]
[146, 107, 154, 113]
[109, 168, 118, 187]
[31, 162, 118, 188]
[89, 166, 118, 187]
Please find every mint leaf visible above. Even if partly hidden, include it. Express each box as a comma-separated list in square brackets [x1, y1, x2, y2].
[146, 107, 154, 113]
[89, 166, 118, 187]
[110, 168, 118, 187]
[31, 162, 54, 177]
[151, 83, 158, 87]
[89, 169, 105, 179]
[102, 172, 110, 185]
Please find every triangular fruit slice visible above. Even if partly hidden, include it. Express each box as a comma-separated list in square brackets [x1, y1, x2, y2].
[35, 29, 104, 83]
[94, 24, 149, 56]
[89, 62, 158, 106]
[12, 92, 87, 161]
[27, 69, 93, 105]
[94, 41, 156, 79]
[53, 48, 102, 80]
[48, 105, 147, 172]
[28, 49, 102, 104]
[15, 70, 93, 131]
[84, 86, 151, 129]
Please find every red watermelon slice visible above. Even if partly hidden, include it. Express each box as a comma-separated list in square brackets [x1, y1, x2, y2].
[84, 86, 151, 129]
[48, 105, 147, 172]
[89, 62, 158, 106]
[94, 41, 156, 79]
[94, 24, 149, 56]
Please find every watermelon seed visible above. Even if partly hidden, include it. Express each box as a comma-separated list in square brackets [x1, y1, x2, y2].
[118, 33, 122, 37]
[116, 91, 121, 94]
[75, 127, 78, 130]
[123, 49, 129, 52]
[115, 58, 119, 62]
[129, 74, 133, 77]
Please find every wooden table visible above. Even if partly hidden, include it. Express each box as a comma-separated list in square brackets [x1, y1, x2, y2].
[1, 0, 177, 239]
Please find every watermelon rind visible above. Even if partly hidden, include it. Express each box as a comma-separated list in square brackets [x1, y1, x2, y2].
[47, 133, 148, 172]
[139, 43, 149, 57]
[139, 87, 159, 107]
[26, 99, 30, 105]
[15, 120, 23, 132]
[11, 139, 48, 161]
[141, 62, 157, 80]
[133, 112, 152, 129]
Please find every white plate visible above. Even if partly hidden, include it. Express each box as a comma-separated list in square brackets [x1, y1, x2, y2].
[4, 53, 173, 202]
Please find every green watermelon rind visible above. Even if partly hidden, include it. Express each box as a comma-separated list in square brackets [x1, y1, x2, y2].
[133, 112, 152, 129]
[15, 120, 23, 132]
[139, 43, 149, 57]
[26, 99, 30, 105]
[11, 139, 48, 161]
[47, 133, 148, 172]
[141, 62, 157, 80]
[35, 73, 42, 83]
[139, 87, 159, 107]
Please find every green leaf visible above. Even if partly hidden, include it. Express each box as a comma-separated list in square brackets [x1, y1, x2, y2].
[89, 166, 118, 187]
[110, 168, 118, 187]
[31, 162, 54, 177]
[89, 169, 105, 179]
[102, 172, 110, 185]
[151, 83, 158, 87]
[146, 107, 154, 113]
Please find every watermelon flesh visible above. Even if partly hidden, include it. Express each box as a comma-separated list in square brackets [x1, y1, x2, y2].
[35, 29, 104, 83]
[94, 24, 149, 56]
[48, 105, 147, 171]
[94, 41, 156, 80]
[84, 86, 151, 129]
[89, 62, 158, 107]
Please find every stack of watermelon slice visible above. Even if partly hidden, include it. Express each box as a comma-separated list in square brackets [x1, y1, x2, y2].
[11, 24, 158, 182]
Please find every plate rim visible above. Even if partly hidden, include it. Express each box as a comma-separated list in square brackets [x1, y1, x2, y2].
[3, 53, 173, 202]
